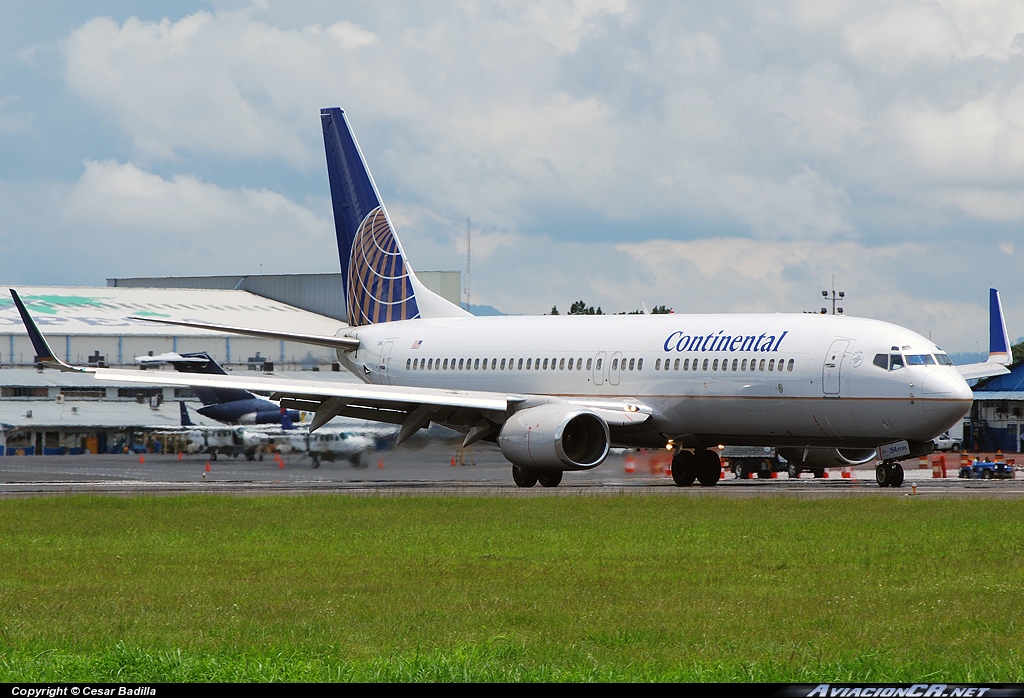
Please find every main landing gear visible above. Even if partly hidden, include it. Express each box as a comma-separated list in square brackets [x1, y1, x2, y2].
[671, 449, 721, 487]
[875, 460, 905, 488]
[512, 464, 563, 488]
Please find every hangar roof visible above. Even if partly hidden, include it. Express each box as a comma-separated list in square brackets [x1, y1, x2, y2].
[0, 286, 344, 337]
[0, 399, 221, 430]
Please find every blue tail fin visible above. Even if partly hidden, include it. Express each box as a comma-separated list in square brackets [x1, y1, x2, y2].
[320, 107, 467, 326]
[179, 401, 194, 427]
[989, 288, 1013, 365]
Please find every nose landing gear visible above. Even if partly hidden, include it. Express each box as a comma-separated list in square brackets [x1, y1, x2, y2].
[875, 460, 905, 488]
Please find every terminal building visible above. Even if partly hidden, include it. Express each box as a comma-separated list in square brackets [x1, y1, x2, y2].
[0, 272, 460, 455]
[968, 362, 1024, 453]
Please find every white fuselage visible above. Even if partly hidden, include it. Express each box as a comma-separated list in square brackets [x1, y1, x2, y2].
[338, 313, 972, 450]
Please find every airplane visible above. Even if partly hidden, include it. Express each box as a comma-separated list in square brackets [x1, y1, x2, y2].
[10, 106, 1012, 489]
[138, 351, 303, 425]
[177, 395, 392, 467]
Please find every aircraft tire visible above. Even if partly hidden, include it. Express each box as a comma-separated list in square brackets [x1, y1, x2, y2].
[537, 471, 563, 488]
[890, 462, 905, 488]
[813, 468, 825, 479]
[734, 463, 746, 480]
[512, 464, 538, 487]
[876, 463, 891, 487]
[696, 449, 721, 487]
[671, 450, 697, 487]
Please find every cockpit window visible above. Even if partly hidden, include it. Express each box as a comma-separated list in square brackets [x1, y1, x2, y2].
[935, 353, 953, 366]
[905, 354, 936, 366]
[873, 354, 888, 370]
[889, 354, 905, 370]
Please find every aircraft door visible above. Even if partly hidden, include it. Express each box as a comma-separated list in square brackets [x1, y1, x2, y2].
[379, 341, 395, 385]
[823, 339, 849, 396]
[610, 351, 622, 386]
[593, 352, 606, 385]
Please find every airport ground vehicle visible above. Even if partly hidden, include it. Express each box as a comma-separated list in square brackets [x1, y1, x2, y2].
[723, 447, 830, 479]
[932, 432, 963, 452]
[958, 459, 1015, 479]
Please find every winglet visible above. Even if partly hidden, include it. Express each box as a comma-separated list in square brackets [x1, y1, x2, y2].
[9, 289, 88, 372]
[989, 288, 1013, 365]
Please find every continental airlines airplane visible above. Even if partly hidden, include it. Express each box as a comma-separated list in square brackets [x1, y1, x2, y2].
[11, 107, 1013, 489]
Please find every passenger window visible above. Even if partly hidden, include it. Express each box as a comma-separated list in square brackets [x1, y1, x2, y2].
[406, 358, 411, 370]
[543, 358, 549, 370]
[732, 359, 738, 371]
[768, 359, 775, 371]
[596, 358, 603, 371]
[586, 358, 593, 370]
[500, 358, 506, 370]
[637, 358, 643, 370]
[674, 358, 680, 370]
[526, 358, 532, 370]
[787, 359, 794, 371]
[517, 358, 524, 370]
[759, 359, 765, 371]
[702, 359, 709, 370]
[492, 358, 497, 370]
[578, 357, 582, 370]
[656, 359, 661, 370]
[741, 359, 747, 371]
[712, 359, 719, 371]
[569, 358, 575, 370]
[459, 358, 464, 370]
[560, 358, 566, 370]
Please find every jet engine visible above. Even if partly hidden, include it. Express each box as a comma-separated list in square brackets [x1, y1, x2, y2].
[498, 404, 610, 470]
[777, 447, 877, 469]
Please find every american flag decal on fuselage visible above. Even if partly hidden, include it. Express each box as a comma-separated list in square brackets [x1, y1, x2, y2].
[347, 206, 420, 326]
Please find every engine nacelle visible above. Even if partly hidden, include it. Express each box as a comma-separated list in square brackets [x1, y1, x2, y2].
[498, 404, 610, 471]
[777, 447, 877, 469]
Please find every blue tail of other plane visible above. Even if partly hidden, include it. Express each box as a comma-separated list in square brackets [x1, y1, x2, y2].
[320, 107, 466, 326]
[170, 352, 301, 425]
[989, 288, 1013, 365]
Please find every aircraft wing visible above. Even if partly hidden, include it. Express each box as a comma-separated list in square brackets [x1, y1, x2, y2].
[11, 288, 650, 446]
[955, 362, 1011, 380]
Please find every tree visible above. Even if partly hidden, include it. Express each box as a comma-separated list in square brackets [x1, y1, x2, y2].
[549, 305, 559, 315]
[569, 300, 603, 315]
[1012, 340, 1024, 364]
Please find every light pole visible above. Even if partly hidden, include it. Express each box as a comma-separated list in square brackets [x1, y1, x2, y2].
[821, 277, 844, 315]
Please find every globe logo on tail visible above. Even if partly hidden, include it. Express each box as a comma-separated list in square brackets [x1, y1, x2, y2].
[347, 206, 420, 325]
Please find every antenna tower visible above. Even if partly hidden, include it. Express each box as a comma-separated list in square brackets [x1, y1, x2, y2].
[464, 217, 471, 309]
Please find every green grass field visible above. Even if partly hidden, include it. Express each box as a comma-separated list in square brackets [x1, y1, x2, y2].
[1, 493, 1022, 682]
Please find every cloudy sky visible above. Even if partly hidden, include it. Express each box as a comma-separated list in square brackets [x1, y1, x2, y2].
[2, 1, 1023, 353]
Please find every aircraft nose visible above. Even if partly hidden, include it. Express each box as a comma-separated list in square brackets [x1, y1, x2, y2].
[922, 370, 973, 428]
[922, 370, 973, 400]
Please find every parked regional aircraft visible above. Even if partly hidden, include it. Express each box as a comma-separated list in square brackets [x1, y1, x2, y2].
[177, 399, 392, 466]
[138, 351, 301, 425]
[11, 107, 1013, 488]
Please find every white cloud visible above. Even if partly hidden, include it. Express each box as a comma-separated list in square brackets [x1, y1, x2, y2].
[62, 160, 333, 274]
